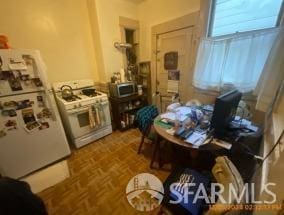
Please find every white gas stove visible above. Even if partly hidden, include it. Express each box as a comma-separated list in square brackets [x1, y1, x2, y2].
[53, 79, 112, 148]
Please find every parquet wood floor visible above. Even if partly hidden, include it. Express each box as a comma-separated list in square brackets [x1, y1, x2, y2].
[38, 129, 170, 215]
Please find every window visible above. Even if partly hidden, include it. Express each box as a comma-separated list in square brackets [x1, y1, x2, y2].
[193, 29, 279, 92]
[209, 0, 284, 37]
[192, 0, 283, 93]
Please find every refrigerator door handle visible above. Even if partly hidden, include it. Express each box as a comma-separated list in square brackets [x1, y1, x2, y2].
[45, 89, 57, 121]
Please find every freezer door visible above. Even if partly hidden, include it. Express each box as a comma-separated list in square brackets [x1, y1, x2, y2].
[0, 91, 71, 178]
[0, 49, 51, 96]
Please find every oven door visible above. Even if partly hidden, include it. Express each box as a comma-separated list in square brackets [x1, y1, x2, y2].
[66, 101, 111, 139]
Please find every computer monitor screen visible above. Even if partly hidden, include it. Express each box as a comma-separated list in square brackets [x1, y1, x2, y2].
[211, 90, 242, 137]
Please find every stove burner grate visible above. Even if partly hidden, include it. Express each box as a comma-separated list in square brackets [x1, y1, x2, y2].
[63, 95, 81, 102]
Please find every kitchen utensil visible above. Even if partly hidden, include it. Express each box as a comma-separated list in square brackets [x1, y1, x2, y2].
[60, 85, 73, 100]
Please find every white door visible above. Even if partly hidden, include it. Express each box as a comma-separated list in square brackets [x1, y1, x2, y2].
[155, 27, 194, 112]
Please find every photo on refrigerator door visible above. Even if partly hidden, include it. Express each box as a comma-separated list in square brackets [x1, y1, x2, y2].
[19, 74, 30, 81]
[36, 108, 52, 119]
[8, 58, 27, 70]
[16, 100, 33, 110]
[1, 109, 17, 117]
[22, 109, 36, 124]
[31, 78, 43, 87]
[8, 76, 23, 91]
[4, 120, 17, 130]
[22, 54, 35, 73]
[25, 121, 41, 132]
[3, 101, 17, 109]
[1, 71, 14, 80]
[37, 96, 44, 107]
[39, 122, 49, 130]
[0, 71, 4, 80]
[13, 71, 21, 79]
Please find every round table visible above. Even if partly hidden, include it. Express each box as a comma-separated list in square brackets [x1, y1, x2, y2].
[150, 116, 220, 168]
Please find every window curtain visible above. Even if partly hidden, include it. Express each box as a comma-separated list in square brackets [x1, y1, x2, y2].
[255, 28, 284, 112]
[193, 28, 279, 92]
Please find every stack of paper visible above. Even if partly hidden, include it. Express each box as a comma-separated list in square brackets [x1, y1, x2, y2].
[160, 111, 188, 122]
[174, 106, 192, 115]
[160, 112, 176, 121]
[185, 132, 207, 147]
[232, 116, 258, 132]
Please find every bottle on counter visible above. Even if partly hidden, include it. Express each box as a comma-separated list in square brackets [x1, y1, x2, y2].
[137, 85, 143, 96]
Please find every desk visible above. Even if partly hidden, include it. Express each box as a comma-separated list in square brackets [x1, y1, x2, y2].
[150, 116, 220, 168]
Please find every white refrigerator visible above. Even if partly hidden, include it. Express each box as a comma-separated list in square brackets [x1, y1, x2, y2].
[0, 49, 71, 178]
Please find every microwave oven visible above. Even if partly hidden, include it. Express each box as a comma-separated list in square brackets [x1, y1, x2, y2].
[109, 82, 137, 98]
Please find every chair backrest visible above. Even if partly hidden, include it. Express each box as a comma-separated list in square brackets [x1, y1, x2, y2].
[135, 105, 159, 133]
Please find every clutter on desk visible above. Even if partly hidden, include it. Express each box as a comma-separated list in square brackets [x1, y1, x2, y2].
[160, 103, 210, 142]
[185, 131, 207, 147]
[157, 99, 249, 148]
[163, 105, 195, 122]
[154, 118, 173, 129]
[236, 100, 252, 119]
[175, 106, 191, 115]
[230, 116, 258, 132]
[166, 102, 181, 112]
[202, 104, 214, 112]
[185, 99, 202, 107]
[160, 111, 188, 122]
[166, 127, 175, 135]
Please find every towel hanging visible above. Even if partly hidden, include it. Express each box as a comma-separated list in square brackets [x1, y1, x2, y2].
[95, 105, 101, 126]
[89, 105, 95, 128]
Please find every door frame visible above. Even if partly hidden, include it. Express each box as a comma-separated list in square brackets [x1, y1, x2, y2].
[151, 12, 199, 105]
[119, 16, 140, 69]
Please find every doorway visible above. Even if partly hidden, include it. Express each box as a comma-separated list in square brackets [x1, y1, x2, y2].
[151, 13, 199, 112]
[155, 27, 193, 111]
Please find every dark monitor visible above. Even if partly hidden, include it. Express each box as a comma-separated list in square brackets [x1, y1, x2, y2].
[211, 89, 242, 137]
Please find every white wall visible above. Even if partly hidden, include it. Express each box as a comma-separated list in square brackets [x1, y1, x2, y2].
[138, 0, 200, 61]
[0, 0, 99, 83]
[88, 0, 139, 82]
[0, 0, 201, 84]
[87, 0, 200, 83]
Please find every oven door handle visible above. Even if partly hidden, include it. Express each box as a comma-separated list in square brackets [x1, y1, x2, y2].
[67, 101, 109, 114]
[67, 107, 90, 114]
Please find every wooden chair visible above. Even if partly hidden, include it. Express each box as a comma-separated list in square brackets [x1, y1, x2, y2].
[134, 105, 159, 154]
[138, 120, 154, 154]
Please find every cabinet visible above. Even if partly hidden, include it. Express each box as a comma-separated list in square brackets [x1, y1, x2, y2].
[109, 95, 147, 131]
